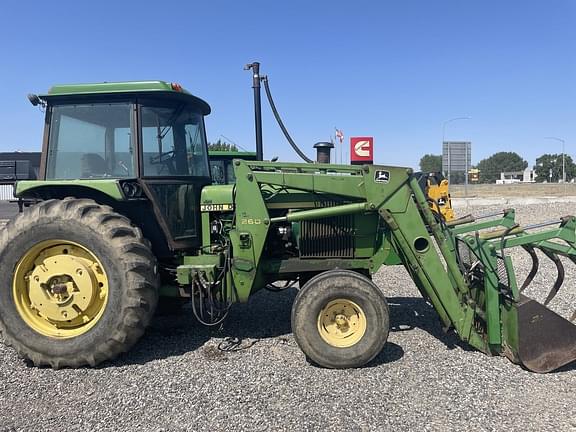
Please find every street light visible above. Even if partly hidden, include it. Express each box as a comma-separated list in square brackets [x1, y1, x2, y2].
[442, 117, 471, 184]
[544, 137, 566, 186]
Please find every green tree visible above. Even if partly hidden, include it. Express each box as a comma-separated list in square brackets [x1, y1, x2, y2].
[476, 152, 527, 184]
[534, 154, 576, 183]
[419, 154, 442, 173]
[449, 171, 466, 185]
[207, 139, 238, 152]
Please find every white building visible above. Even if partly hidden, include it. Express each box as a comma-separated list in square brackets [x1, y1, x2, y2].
[496, 168, 536, 184]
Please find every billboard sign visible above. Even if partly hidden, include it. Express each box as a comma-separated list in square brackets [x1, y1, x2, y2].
[350, 137, 374, 164]
[442, 141, 471, 173]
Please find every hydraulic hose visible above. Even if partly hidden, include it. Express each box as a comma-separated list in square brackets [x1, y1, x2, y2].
[262, 76, 313, 163]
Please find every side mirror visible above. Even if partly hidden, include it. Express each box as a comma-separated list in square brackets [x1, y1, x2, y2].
[27, 94, 41, 106]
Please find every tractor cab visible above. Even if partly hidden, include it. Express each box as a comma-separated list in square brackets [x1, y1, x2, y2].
[25, 81, 212, 252]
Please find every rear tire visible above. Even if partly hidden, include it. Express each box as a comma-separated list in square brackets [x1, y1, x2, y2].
[0, 198, 158, 368]
[291, 269, 389, 368]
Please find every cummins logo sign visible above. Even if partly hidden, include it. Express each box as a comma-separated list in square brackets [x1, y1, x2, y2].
[350, 137, 374, 164]
[354, 140, 371, 157]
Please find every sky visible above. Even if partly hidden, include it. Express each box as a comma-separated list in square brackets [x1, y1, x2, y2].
[0, 1, 574, 169]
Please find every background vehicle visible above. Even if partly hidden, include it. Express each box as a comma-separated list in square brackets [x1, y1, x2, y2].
[415, 171, 455, 221]
[209, 150, 257, 184]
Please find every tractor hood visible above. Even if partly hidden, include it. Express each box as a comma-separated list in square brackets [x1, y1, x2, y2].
[200, 184, 234, 212]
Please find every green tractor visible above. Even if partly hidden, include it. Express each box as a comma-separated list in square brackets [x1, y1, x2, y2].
[1, 65, 575, 372]
[209, 150, 257, 185]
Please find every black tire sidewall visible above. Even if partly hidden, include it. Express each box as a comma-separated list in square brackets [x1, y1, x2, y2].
[292, 270, 389, 369]
[0, 217, 129, 358]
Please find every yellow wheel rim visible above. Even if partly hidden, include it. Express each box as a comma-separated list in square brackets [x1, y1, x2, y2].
[12, 240, 109, 339]
[317, 298, 367, 348]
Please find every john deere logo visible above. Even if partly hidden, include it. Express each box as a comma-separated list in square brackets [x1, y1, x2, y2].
[374, 170, 390, 183]
[438, 198, 446, 206]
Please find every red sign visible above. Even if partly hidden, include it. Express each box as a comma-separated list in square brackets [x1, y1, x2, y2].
[350, 137, 374, 164]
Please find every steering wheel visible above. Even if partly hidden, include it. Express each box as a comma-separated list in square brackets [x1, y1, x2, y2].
[149, 151, 178, 174]
[150, 150, 176, 165]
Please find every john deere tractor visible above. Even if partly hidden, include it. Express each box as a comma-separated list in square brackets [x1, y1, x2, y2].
[1, 64, 575, 372]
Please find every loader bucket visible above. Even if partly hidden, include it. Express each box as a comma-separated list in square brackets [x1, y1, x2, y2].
[514, 243, 576, 372]
[449, 214, 576, 373]
[516, 295, 576, 373]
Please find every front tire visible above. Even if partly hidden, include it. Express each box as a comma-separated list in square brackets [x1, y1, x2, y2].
[0, 198, 158, 368]
[291, 269, 389, 368]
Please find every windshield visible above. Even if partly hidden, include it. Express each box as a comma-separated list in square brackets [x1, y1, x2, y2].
[141, 104, 209, 177]
[46, 103, 134, 179]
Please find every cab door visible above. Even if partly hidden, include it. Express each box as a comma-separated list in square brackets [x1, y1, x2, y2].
[137, 100, 212, 250]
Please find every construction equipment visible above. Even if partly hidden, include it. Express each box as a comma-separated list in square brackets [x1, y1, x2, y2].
[415, 171, 455, 221]
[0, 66, 575, 373]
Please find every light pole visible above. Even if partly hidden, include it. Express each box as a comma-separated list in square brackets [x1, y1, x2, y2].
[545, 136, 566, 193]
[442, 117, 471, 184]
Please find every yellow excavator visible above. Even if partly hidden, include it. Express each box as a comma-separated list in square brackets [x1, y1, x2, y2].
[416, 172, 455, 221]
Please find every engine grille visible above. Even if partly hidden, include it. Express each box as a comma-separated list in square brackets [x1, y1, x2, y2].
[456, 238, 509, 287]
[299, 215, 354, 258]
[457, 238, 476, 268]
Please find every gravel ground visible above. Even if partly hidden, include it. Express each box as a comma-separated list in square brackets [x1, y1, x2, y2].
[1, 202, 576, 431]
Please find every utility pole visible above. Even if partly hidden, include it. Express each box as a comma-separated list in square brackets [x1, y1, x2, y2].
[545, 137, 566, 194]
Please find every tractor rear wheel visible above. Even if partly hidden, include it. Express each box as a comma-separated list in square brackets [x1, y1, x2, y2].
[0, 198, 158, 368]
[291, 269, 389, 368]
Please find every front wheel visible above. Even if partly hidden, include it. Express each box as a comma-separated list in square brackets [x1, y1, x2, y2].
[291, 269, 389, 368]
[0, 198, 158, 368]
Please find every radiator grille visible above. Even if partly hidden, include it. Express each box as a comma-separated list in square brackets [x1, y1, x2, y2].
[457, 239, 476, 268]
[456, 238, 509, 287]
[299, 215, 354, 258]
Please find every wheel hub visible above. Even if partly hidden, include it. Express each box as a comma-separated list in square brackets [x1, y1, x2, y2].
[334, 313, 349, 330]
[28, 254, 100, 321]
[13, 240, 109, 338]
[317, 299, 367, 348]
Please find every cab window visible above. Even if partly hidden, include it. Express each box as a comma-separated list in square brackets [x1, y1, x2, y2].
[140, 104, 209, 177]
[46, 103, 134, 179]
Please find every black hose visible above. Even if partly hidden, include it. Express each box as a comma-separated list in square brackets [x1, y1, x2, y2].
[262, 76, 313, 163]
[265, 280, 298, 292]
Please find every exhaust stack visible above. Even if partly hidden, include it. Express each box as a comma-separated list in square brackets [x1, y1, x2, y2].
[244, 62, 263, 161]
[313, 142, 334, 164]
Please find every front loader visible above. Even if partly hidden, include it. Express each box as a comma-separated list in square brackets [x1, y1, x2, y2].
[0, 67, 575, 372]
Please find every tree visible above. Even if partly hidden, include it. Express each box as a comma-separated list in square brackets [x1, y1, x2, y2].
[534, 154, 576, 183]
[449, 171, 466, 185]
[207, 139, 238, 152]
[419, 154, 442, 173]
[476, 152, 527, 184]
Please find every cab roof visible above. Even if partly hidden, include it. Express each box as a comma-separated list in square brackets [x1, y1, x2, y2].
[40, 80, 211, 115]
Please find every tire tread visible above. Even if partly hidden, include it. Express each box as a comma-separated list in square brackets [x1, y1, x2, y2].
[0, 198, 158, 368]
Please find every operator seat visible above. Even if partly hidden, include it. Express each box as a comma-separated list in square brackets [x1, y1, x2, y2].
[81, 153, 107, 178]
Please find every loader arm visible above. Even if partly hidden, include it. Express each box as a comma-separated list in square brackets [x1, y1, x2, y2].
[226, 161, 488, 348]
[219, 160, 576, 372]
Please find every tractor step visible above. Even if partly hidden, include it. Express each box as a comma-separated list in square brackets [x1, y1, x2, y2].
[517, 295, 576, 373]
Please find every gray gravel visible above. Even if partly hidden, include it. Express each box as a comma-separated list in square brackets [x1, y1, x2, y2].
[1, 202, 576, 431]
